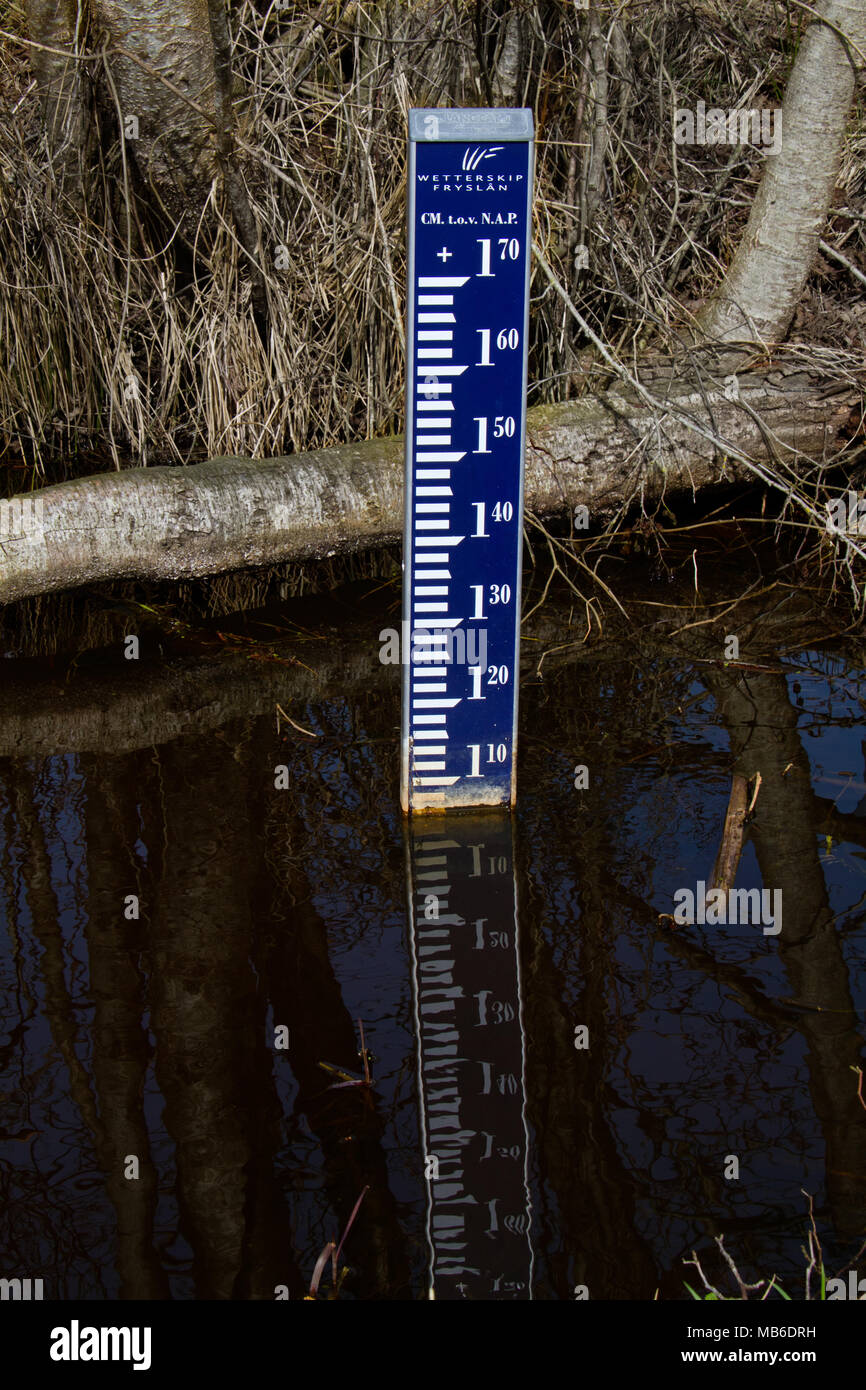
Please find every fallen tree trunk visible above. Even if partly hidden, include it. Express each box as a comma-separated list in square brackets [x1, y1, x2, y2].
[0, 363, 857, 605]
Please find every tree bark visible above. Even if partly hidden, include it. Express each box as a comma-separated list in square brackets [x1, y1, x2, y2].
[205, 0, 268, 342]
[24, 0, 90, 175]
[89, 0, 218, 228]
[697, 0, 866, 345]
[0, 365, 856, 605]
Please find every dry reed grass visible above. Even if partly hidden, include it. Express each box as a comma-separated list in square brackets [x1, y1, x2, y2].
[0, 0, 863, 601]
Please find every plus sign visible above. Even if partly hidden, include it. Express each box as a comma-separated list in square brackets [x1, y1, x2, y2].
[436, 246, 452, 263]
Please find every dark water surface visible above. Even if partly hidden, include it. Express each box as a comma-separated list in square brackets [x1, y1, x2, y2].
[1, 571, 865, 1300]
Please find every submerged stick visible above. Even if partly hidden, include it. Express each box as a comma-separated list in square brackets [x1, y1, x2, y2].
[709, 772, 751, 894]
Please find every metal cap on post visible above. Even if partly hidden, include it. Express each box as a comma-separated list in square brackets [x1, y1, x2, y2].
[401, 108, 534, 815]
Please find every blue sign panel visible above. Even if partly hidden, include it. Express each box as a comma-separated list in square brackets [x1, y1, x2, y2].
[401, 109, 534, 814]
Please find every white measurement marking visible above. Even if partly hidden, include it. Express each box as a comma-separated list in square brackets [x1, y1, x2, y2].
[418, 277, 470, 288]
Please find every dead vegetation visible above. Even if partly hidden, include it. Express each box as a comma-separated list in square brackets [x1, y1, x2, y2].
[0, 1, 861, 469]
[0, 0, 864, 605]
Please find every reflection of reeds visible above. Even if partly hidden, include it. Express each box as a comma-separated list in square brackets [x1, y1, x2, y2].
[319, 1018, 374, 1091]
[305, 1185, 370, 1301]
[684, 1234, 790, 1300]
[683, 1197, 866, 1301]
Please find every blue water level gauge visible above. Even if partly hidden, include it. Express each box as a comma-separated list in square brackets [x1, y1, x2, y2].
[401, 108, 534, 815]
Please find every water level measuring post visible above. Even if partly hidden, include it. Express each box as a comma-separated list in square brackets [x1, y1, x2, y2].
[401, 108, 534, 815]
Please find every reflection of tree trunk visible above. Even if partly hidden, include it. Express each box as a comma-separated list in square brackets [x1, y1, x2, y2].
[708, 669, 866, 1237]
[81, 751, 169, 1298]
[11, 770, 101, 1140]
[248, 718, 411, 1300]
[0, 634, 386, 758]
[257, 873, 412, 1299]
[520, 843, 658, 1299]
[149, 726, 291, 1298]
[10, 758, 172, 1294]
